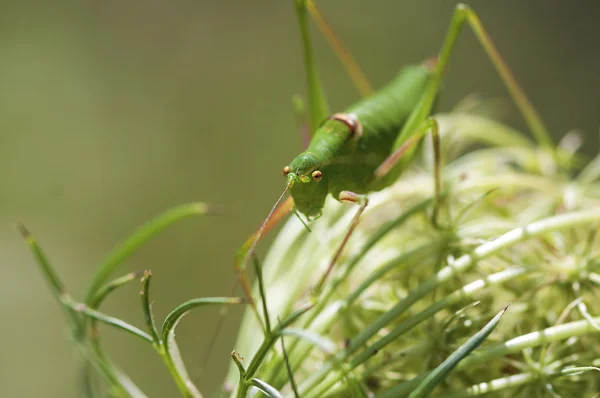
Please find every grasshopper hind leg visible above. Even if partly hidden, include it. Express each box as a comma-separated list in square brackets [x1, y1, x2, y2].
[305, 0, 373, 97]
[381, 3, 555, 228]
[295, 0, 375, 137]
[393, 4, 552, 154]
[375, 118, 443, 228]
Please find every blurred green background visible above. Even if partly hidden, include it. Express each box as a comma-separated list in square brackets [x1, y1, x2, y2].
[2, 0, 599, 396]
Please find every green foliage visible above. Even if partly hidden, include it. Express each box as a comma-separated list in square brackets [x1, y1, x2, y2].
[224, 111, 600, 397]
[23, 108, 600, 397]
[21, 203, 245, 398]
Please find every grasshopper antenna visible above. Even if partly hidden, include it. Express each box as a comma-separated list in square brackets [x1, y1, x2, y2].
[201, 181, 294, 370]
[234, 180, 295, 327]
[237, 179, 295, 291]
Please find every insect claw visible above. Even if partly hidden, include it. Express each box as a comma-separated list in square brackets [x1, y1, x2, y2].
[308, 210, 322, 221]
[293, 207, 312, 232]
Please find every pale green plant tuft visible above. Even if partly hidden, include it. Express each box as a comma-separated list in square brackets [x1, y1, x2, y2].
[224, 111, 600, 397]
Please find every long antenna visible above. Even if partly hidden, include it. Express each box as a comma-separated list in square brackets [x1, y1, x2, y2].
[238, 180, 294, 280]
[202, 182, 294, 371]
[233, 179, 294, 325]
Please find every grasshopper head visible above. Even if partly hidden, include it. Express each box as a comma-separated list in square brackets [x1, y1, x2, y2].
[282, 151, 327, 219]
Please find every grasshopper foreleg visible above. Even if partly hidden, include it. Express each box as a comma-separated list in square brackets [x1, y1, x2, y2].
[312, 191, 368, 297]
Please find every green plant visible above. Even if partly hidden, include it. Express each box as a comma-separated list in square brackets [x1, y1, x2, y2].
[24, 109, 600, 397]
[221, 111, 600, 397]
[21, 0, 600, 395]
[20, 203, 246, 398]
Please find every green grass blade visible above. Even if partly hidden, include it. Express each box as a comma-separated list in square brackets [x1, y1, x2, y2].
[435, 373, 536, 397]
[161, 297, 246, 344]
[294, 0, 329, 133]
[140, 270, 160, 344]
[114, 368, 149, 398]
[18, 223, 64, 297]
[86, 270, 147, 395]
[78, 364, 96, 398]
[280, 334, 299, 398]
[18, 223, 81, 328]
[274, 303, 314, 332]
[84, 202, 212, 304]
[236, 303, 315, 398]
[89, 270, 144, 309]
[408, 305, 509, 398]
[379, 316, 600, 397]
[160, 297, 245, 396]
[231, 350, 246, 380]
[160, 298, 244, 397]
[253, 254, 271, 334]
[280, 328, 336, 354]
[280, 328, 364, 397]
[75, 345, 116, 397]
[61, 297, 154, 344]
[163, 327, 203, 398]
[249, 378, 283, 398]
[559, 366, 600, 377]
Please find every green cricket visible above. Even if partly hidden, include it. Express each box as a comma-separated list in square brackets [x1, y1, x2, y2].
[235, 0, 551, 309]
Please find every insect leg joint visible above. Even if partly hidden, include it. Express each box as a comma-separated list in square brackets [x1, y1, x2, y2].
[329, 112, 363, 140]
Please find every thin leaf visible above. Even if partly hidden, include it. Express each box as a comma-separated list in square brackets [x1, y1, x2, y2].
[159, 297, 243, 398]
[577, 301, 600, 332]
[559, 366, 600, 377]
[453, 188, 500, 224]
[239, 304, 316, 395]
[113, 368, 149, 398]
[18, 223, 80, 327]
[253, 254, 271, 334]
[280, 328, 364, 397]
[18, 223, 64, 296]
[249, 378, 283, 398]
[18, 224, 134, 397]
[231, 350, 246, 379]
[435, 373, 535, 397]
[87, 270, 148, 395]
[163, 321, 203, 398]
[84, 202, 212, 304]
[276, 303, 314, 331]
[161, 297, 245, 345]
[408, 305, 509, 398]
[73, 330, 133, 397]
[89, 270, 144, 309]
[280, 333, 299, 398]
[280, 328, 336, 354]
[61, 296, 154, 344]
[140, 270, 160, 344]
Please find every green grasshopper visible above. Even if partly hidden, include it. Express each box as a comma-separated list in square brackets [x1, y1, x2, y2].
[235, 0, 552, 314]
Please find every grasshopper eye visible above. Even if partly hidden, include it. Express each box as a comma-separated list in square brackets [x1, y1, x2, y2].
[282, 166, 291, 176]
[312, 170, 323, 182]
